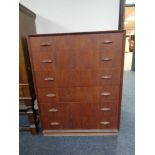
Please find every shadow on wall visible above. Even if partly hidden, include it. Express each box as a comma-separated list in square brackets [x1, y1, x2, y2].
[36, 14, 70, 33]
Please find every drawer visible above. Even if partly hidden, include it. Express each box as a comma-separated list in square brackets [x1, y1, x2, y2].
[29, 36, 56, 49]
[42, 117, 118, 130]
[97, 101, 119, 118]
[34, 69, 57, 88]
[31, 50, 56, 71]
[99, 50, 123, 69]
[95, 118, 118, 129]
[35, 68, 121, 88]
[97, 33, 124, 51]
[99, 85, 120, 101]
[37, 86, 119, 103]
[37, 88, 58, 103]
[98, 69, 121, 85]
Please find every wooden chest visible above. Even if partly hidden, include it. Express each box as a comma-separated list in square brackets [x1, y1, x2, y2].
[28, 30, 125, 135]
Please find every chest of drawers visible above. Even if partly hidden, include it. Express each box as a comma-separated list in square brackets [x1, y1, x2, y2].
[28, 30, 125, 135]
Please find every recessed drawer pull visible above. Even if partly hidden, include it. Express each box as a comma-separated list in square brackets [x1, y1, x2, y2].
[101, 75, 112, 79]
[50, 122, 60, 126]
[41, 59, 53, 63]
[101, 58, 112, 61]
[46, 93, 56, 97]
[102, 40, 113, 44]
[100, 92, 111, 96]
[100, 121, 110, 125]
[100, 108, 111, 111]
[49, 108, 58, 112]
[44, 77, 54, 81]
[40, 43, 51, 46]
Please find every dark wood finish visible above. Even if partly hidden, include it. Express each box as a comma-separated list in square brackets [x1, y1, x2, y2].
[19, 3, 38, 135]
[28, 30, 125, 135]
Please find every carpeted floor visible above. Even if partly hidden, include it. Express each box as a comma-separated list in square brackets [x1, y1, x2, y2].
[19, 71, 135, 155]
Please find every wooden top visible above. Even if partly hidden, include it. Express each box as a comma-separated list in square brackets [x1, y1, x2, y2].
[28, 30, 126, 37]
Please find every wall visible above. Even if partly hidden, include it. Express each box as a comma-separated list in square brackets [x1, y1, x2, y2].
[19, 0, 120, 33]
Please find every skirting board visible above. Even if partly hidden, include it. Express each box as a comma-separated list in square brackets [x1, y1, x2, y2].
[43, 129, 118, 136]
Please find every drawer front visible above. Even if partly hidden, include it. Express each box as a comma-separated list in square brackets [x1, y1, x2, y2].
[35, 69, 121, 88]
[97, 101, 119, 118]
[37, 88, 58, 103]
[41, 117, 118, 130]
[29, 36, 56, 50]
[29, 33, 124, 51]
[98, 69, 121, 85]
[40, 102, 97, 117]
[34, 69, 57, 88]
[99, 50, 123, 69]
[95, 118, 118, 129]
[31, 50, 122, 72]
[31, 49, 56, 71]
[37, 86, 119, 103]
[100, 85, 120, 101]
[97, 33, 124, 51]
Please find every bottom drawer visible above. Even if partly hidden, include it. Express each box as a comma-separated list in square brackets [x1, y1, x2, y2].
[41, 117, 118, 130]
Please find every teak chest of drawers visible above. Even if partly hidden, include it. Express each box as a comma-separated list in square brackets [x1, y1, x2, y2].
[28, 30, 125, 136]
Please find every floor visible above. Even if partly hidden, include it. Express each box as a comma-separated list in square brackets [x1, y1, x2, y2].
[19, 53, 135, 155]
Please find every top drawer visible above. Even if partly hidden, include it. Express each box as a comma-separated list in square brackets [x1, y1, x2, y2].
[29, 32, 124, 51]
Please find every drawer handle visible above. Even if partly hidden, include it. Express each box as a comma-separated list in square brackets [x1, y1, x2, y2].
[50, 122, 60, 126]
[49, 108, 59, 112]
[46, 93, 56, 97]
[100, 121, 110, 125]
[40, 43, 51, 46]
[100, 92, 111, 96]
[100, 108, 111, 111]
[102, 40, 113, 44]
[44, 77, 54, 81]
[101, 58, 112, 61]
[41, 59, 53, 63]
[101, 75, 112, 79]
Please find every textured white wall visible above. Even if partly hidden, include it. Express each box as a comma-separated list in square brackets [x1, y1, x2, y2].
[20, 0, 120, 33]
